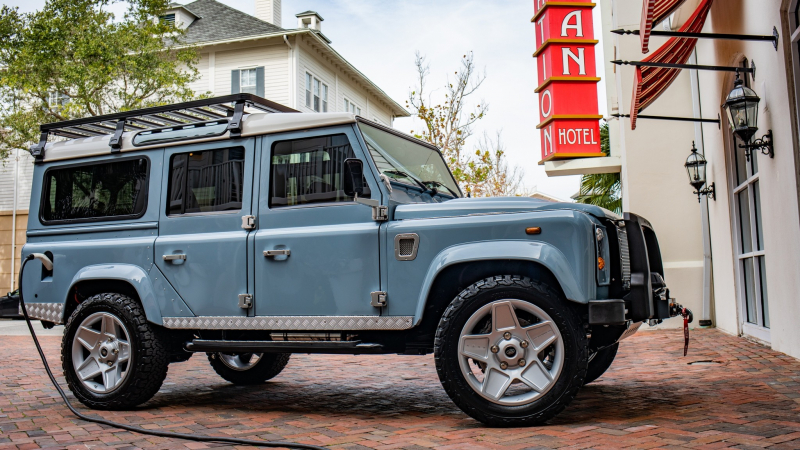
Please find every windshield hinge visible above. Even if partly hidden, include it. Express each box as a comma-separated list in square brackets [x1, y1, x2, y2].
[355, 196, 388, 221]
[241, 215, 256, 230]
[238, 293, 253, 309]
[370, 291, 387, 307]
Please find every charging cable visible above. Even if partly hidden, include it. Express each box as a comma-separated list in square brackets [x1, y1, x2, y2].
[17, 254, 326, 450]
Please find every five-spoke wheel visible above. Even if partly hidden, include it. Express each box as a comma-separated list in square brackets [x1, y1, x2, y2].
[434, 275, 588, 426]
[71, 312, 132, 394]
[458, 299, 564, 405]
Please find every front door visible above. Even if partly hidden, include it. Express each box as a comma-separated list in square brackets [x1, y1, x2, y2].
[155, 138, 256, 317]
[253, 127, 382, 317]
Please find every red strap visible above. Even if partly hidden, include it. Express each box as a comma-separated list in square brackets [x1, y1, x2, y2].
[682, 307, 690, 356]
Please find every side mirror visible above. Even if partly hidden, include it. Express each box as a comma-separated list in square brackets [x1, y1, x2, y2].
[343, 158, 364, 197]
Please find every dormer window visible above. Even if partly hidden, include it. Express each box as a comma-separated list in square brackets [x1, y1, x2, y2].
[160, 13, 176, 25]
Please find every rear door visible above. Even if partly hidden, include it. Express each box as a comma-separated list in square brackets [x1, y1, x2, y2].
[253, 126, 382, 317]
[155, 138, 256, 317]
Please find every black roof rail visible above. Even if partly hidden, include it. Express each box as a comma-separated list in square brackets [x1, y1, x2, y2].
[30, 94, 297, 161]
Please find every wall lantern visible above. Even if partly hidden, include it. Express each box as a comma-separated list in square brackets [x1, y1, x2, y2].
[685, 142, 715, 202]
[724, 71, 773, 161]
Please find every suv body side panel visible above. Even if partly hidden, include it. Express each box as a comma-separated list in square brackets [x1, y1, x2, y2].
[21, 150, 165, 324]
[385, 209, 597, 322]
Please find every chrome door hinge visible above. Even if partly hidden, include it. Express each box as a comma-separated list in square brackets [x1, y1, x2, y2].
[238, 293, 253, 309]
[241, 215, 256, 230]
[370, 291, 387, 307]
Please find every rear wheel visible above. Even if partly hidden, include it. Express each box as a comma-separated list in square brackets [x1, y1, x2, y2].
[584, 343, 619, 385]
[62, 293, 169, 410]
[434, 275, 588, 427]
[208, 352, 290, 385]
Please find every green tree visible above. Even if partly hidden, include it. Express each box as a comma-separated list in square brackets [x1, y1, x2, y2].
[0, 0, 199, 158]
[574, 122, 622, 213]
[407, 52, 525, 197]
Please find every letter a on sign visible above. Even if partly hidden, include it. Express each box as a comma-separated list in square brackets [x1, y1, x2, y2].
[561, 10, 583, 37]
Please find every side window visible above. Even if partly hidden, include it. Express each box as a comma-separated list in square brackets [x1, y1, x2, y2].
[167, 147, 245, 215]
[269, 134, 370, 207]
[41, 158, 148, 224]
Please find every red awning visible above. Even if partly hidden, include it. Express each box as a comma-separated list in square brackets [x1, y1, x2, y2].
[640, 0, 687, 53]
[630, 0, 713, 130]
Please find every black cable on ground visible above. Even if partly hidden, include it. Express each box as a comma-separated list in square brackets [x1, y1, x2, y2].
[17, 255, 326, 450]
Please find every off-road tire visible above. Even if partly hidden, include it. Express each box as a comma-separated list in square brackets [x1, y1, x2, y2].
[62, 293, 169, 410]
[584, 343, 618, 385]
[207, 352, 290, 385]
[434, 275, 588, 427]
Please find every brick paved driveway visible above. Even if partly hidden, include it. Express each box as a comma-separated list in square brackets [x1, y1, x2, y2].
[1, 329, 799, 449]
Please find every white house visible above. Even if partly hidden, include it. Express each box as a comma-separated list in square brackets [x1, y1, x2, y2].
[0, 0, 409, 294]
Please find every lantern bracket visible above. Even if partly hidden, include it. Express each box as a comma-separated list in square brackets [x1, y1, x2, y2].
[694, 182, 715, 203]
[740, 130, 774, 162]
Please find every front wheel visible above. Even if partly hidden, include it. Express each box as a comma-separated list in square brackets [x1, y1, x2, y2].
[208, 352, 290, 385]
[434, 276, 588, 427]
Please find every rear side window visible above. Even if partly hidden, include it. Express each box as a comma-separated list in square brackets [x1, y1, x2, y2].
[167, 147, 245, 215]
[269, 134, 369, 207]
[41, 158, 149, 224]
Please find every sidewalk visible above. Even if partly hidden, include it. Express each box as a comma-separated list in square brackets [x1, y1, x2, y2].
[0, 328, 798, 449]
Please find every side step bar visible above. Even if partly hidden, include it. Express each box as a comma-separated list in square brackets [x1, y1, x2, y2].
[184, 339, 385, 354]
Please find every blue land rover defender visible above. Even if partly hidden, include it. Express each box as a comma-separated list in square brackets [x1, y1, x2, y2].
[20, 95, 684, 426]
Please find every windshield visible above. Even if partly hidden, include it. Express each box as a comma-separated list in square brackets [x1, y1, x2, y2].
[358, 122, 462, 197]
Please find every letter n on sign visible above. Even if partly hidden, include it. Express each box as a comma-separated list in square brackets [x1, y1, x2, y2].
[532, 0, 603, 163]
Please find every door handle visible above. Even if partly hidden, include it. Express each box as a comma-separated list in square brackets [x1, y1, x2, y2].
[263, 249, 291, 258]
[162, 254, 187, 262]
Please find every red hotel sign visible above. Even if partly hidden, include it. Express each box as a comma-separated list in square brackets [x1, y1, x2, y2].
[532, 0, 603, 163]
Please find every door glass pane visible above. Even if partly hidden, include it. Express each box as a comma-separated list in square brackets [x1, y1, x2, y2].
[167, 147, 245, 215]
[758, 256, 769, 328]
[753, 181, 764, 251]
[738, 189, 752, 253]
[743, 257, 757, 324]
[734, 136, 749, 185]
[269, 134, 369, 207]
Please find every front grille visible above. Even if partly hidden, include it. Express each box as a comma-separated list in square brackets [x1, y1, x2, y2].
[617, 224, 632, 290]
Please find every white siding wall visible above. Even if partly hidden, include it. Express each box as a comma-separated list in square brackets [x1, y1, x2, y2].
[296, 39, 395, 125]
[213, 42, 289, 106]
[0, 151, 35, 212]
[186, 52, 210, 96]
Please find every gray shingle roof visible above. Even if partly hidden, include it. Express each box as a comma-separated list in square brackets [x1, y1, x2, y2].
[179, 0, 285, 45]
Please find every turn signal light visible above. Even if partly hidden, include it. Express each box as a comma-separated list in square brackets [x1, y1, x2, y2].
[525, 227, 541, 235]
[598, 257, 606, 270]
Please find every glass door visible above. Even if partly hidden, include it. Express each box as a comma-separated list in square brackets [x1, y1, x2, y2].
[731, 124, 770, 338]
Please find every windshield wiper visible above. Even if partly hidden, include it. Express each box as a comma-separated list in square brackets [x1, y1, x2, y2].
[422, 180, 460, 198]
[383, 170, 430, 192]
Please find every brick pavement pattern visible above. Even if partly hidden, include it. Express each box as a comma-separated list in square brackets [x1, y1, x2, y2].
[1, 329, 799, 449]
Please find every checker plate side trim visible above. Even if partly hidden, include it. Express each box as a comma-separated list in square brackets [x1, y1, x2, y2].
[162, 315, 414, 330]
[20, 302, 65, 324]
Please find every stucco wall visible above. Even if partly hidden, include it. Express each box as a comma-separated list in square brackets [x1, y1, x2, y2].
[696, 0, 800, 357]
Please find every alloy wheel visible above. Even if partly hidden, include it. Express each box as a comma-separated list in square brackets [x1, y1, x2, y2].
[71, 311, 132, 394]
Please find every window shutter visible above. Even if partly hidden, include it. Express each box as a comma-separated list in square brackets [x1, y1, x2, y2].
[256, 66, 265, 97]
[231, 70, 240, 94]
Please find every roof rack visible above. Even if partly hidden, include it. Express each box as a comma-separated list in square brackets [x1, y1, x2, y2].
[30, 93, 297, 161]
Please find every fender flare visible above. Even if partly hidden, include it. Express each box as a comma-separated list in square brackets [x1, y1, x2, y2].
[68, 264, 163, 325]
[414, 240, 587, 325]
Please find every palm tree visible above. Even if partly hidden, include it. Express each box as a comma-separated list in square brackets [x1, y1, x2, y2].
[574, 122, 622, 214]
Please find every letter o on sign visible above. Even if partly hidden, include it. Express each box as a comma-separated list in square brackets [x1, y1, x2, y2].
[540, 89, 552, 118]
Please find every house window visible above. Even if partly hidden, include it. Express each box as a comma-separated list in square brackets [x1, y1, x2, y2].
[344, 98, 361, 115]
[305, 73, 312, 108]
[240, 69, 258, 95]
[305, 72, 328, 112]
[160, 13, 175, 25]
[48, 91, 69, 108]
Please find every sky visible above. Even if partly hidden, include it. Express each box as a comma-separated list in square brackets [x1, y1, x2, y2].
[5, 0, 608, 200]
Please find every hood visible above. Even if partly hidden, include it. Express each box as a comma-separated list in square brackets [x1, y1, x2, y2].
[393, 197, 620, 221]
